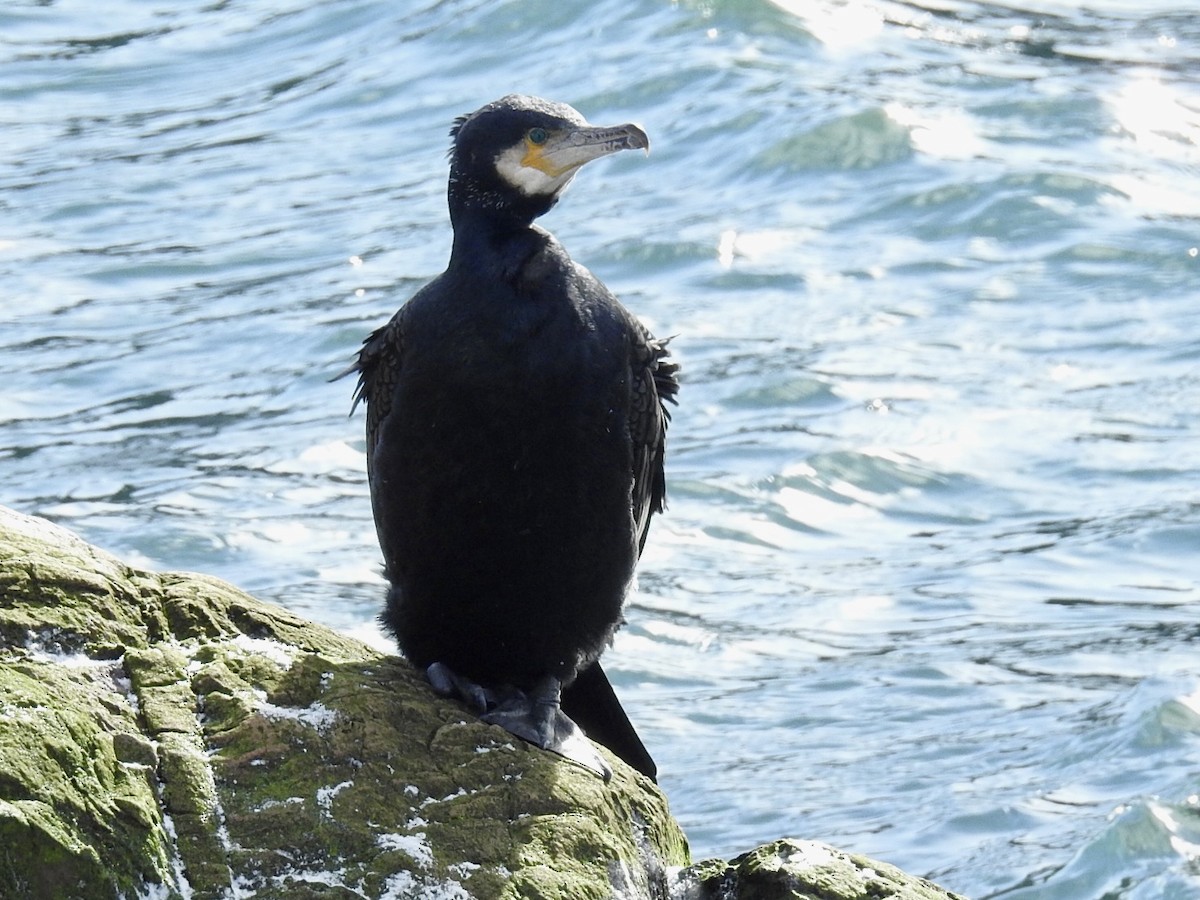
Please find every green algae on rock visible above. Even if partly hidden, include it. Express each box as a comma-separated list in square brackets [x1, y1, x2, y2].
[0, 504, 969, 899]
[674, 839, 970, 900]
[0, 504, 686, 899]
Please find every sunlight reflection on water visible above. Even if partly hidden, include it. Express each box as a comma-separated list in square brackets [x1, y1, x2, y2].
[3, 0, 1200, 896]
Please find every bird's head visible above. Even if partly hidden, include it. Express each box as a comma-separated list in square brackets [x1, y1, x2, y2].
[446, 94, 649, 229]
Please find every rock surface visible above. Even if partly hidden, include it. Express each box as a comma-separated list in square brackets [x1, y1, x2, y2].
[0, 504, 967, 900]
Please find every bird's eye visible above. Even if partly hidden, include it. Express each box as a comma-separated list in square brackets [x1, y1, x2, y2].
[527, 127, 548, 145]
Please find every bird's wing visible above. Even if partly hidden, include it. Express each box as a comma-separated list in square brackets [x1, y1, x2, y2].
[349, 308, 406, 484]
[629, 325, 679, 556]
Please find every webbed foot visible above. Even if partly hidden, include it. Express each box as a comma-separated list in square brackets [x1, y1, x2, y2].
[426, 661, 495, 713]
[423, 664, 611, 780]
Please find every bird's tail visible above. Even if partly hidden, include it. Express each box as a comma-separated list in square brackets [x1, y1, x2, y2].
[562, 662, 657, 782]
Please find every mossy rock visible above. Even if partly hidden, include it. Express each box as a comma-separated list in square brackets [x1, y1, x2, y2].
[0, 505, 968, 899]
[674, 840, 969, 899]
[0, 505, 686, 898]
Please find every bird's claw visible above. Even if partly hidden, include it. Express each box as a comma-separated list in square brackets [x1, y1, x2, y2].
[426, 661, 495, 713]
[424, 664, 612, 780]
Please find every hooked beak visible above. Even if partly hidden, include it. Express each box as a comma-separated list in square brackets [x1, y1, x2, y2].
[524, 122, 650, 179]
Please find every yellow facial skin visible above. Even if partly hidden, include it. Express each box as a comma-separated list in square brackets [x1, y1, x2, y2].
[521, 129, 564, 176]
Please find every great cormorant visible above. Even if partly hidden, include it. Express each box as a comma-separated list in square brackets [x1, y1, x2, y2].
[349, 94, 677, 781]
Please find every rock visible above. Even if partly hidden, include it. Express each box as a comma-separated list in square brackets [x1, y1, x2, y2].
[0, 505, 968, 900]
[676, 840, 969, 899]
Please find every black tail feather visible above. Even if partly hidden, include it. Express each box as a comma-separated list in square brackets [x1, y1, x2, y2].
[562, 663, 656, 782]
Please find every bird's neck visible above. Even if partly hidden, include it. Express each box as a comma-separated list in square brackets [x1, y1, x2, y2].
[448, 167, 557, 235]
[447, 195, 551, 283]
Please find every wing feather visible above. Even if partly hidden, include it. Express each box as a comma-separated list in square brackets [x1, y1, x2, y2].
[348, 308, 406, 485]
[629, 327, 679, 556]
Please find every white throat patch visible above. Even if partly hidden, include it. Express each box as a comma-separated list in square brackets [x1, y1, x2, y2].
[494, 144, 576, 197]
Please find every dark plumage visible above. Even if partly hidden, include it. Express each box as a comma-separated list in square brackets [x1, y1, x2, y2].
[349, 94, 677, 780]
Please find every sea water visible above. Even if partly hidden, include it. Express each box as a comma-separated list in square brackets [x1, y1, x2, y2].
[3, 1, 1199, 896]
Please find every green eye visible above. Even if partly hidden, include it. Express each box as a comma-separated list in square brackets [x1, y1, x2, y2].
[527, 127, 548, 145]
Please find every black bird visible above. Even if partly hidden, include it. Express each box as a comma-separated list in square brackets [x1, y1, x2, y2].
[349, 95, 677, 780]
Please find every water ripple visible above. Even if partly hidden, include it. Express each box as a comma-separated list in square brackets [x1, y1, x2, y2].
[3, 1, 1200, 896]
